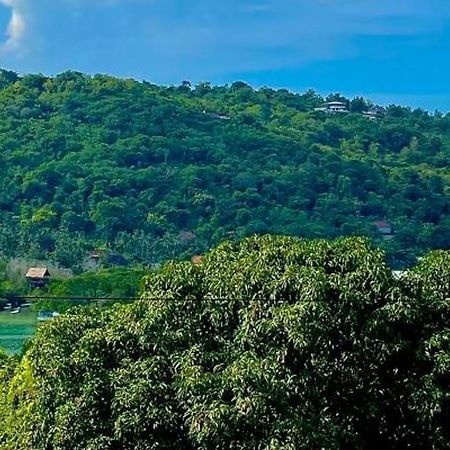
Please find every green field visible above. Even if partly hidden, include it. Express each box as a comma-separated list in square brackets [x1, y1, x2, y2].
[0, 309, 37, 354]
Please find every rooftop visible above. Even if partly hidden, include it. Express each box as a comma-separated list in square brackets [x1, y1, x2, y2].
[374, 220, 391, 228]
[26, 267, 50, 278]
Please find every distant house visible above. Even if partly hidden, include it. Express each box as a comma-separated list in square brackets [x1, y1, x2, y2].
[314, 101, 349, 114]
[87, 249, 106, 265]
[26, 267, 50, 289]
[326, 101, 349, 113]
[88, 249, 104, 260]
[192, 255, 203, 265]
[84, 249, 105, 271]
[209, 112, 231, 120]
[374, 221, 393, 238]
[362, 110, 378, 120]
[363, 106, 385, 120]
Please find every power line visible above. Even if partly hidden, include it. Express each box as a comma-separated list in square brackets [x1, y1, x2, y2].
[3, 295, 138, 301]
[1, 295, 371, 303]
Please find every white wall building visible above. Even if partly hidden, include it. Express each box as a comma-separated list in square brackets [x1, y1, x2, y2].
[326, 101, 348, 113]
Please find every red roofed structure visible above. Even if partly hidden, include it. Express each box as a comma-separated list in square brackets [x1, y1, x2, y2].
[373, 221, 393, 236]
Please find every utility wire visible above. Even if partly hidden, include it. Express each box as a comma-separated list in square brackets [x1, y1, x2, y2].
[5, 296, 138, 301]
[0, 295, 354, 303]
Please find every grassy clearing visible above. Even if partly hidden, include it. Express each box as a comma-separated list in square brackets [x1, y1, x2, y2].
[0, 309, 37, 354]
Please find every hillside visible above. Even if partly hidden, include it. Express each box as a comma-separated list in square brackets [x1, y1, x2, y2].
[0, 69, 449, 268]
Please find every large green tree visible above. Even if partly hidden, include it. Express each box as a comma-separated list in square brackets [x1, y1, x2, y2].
[0, 236, 448, 449]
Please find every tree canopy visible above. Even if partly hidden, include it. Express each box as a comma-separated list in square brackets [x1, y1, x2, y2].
[0, 69, 448, 269]
[0, 236, 448, 449]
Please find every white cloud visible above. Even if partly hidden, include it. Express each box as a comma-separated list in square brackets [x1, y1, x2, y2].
[0, 0, 125, 55]
[0, 0, 27, 53]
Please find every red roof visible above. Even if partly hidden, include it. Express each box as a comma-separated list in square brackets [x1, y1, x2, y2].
[374, 221, 391, 228]
[192, 255, 203, 265]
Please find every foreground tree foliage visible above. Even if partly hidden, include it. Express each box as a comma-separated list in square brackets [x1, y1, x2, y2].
[0, 236, 449, 449]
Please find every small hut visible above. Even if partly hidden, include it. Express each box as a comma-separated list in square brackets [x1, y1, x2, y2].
[26, 267, 51, 289]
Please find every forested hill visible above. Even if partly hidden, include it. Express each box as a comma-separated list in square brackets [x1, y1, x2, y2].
[0, 69, 448, 269]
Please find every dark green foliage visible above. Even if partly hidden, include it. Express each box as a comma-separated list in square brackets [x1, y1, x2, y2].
[1, 236, 448, 449]
[0, 70, 448, 268]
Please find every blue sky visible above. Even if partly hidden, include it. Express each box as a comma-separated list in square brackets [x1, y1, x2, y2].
[0, 0, 449, 111]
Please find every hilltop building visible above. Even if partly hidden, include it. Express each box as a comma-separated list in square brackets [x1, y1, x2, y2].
[363, 106, 385, 120]
[314, 101, 349, 114]
[326, 101, 349, 113]
[363, 110, 378, 120]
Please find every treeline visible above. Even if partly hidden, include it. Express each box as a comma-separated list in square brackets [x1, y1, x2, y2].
[0, 236, 449, 449]
[0, 69, 449, 268]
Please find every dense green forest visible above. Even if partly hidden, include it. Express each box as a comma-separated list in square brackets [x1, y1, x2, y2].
[0, 69, 448, 269]
[1, 236, 449, 449]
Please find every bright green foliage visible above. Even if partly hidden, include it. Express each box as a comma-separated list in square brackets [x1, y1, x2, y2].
[47, 267, 146, 298]
[0, 236, 448, 449]
[35, 267, 147, 312]
[380, 251, 450, 448]
[0, 70, 448, 268]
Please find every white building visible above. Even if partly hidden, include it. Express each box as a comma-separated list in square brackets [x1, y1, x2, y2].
[363, 110, 378, 120]
[326, 101, 348, 113]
